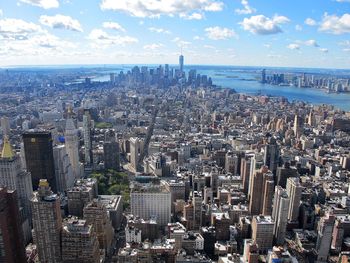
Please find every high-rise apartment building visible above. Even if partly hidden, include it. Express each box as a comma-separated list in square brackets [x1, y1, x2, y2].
[31, 180, 62, 263]
[83, 199, 114, 256]
[249, 166, 274, 215]
[0, 187, 27, 263]
[23, 131, 57, 192]
[272, 186, 290, 245]
[316, 213, 335, 262]
[61, 218, 100, 263]
[251, 215, 274, 253]
[0, 116, 10, 135]
[67, 178, 98, 217]
[286, 177, 303, 222]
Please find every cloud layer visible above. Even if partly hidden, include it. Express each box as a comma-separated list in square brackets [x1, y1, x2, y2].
[39, 15, 83, 32]
[20, 0, 59, 9]
[100, 0, 223, 18]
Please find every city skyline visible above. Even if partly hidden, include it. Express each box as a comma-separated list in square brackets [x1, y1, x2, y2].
[1, 0, 350, 68]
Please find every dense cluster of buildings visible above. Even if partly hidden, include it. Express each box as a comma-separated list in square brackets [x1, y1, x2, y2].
[261, 69, 350, 93]
[0, 56, 349, 262]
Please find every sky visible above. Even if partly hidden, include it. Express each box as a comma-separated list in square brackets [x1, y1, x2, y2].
[0, 0, 349, 68]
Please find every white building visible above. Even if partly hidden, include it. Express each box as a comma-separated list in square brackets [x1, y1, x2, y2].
[53, 145, 74, 193]
[272, 186, 290, 245]
[65, 118, 82, 179]
[130, 182, 171, 226]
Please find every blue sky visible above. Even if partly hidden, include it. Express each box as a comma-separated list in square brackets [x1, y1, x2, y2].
[0, 0, 350, 68]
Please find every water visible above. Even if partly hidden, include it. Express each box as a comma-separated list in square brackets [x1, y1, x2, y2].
[89, 65, 350, 111]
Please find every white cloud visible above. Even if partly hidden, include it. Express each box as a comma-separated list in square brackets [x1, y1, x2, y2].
[235, 0, 256, 15]
[148, 27, 171, 34]
[240, 15, 290, 35]
[287, 43, 300, 50]
[205, 26, 237, 40]
[39, 14, 83, 32]
[305, 18, 317, 26]
[193, 35, 204, 40]
[319, 48, 328, 53]
[20, 0, 59, 9]
[0, 18, 42, 39]
[143, 43, 163, 50]
[172, 37, 191, 48]
[0, 9, 3, 16]
[263, 43, 271, 48]
[203, 44, 215, 49]
[180, 12, 204, 20]
[88, 29, 138, 46]
[319, 13, 350, 34]
[305, 39, 319, 47]
[336, 0, 350, 2]
[102, 22, 125, 32]
[295, 25, 302, 31]
[100, 0, 223, 18]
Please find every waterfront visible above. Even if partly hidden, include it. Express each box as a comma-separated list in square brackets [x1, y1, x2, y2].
[90, 65, 350, 111]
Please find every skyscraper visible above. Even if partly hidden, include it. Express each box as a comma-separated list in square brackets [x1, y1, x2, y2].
[23, 131, 57, 192]
[261, 69, 266, 84]
[249, 166, 274, 215]
[83, 109, 93, 166]
[31, 180, 62, 263]
[103, 141, 120, 171]
[0, 136, 33, 243]
[251, 215, 274, 254]
[53, 144, 74, 193]
[83, 199, 114, 256]
[179, 54, 184, 74]
[263, 137, 280, 176]
[0, 187, 27, 263]
[65, 117, 81, 179]
[286, 177, 303, 222]
[130, 137, 141, 171]
[316, 213, 335, 262]
[272, 186, 290, 245]
[293, 114, 304, 138]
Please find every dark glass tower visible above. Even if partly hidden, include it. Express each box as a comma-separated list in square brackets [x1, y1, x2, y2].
[22, 132, 57, 192]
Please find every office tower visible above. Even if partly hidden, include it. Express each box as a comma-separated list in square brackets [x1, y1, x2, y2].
[251, 215, 274, 253]
[84, 199, 114, 256]
[286, 177, 303, 222]
[65, 117, 81, 179]
[225, 151, 239, 175]
[241, 154, 253, 194]
[23, 131, 57, 192]
[0, 187, 26, 263]
[179, 54, 184, 74]
[272, 186, 290, 245]
[83, 109, 92, 165]
[0, 116, 10, 135]
[67, 178, 98, 217]
[31, 180, 62, 263]
[316, 214, 335, 262]
[103, 141, 120, 171]
[61, 218, 100, 263]
[0, 137, 33, 243]
[293, 114, 304, 138]
[263, 137, 279, 175]
[249, 166, 274, 215]
[53, 145, 74, 193]
[130, 182, 171, 226]
[276, 162, 298, 188]
[261, 69, 266, 84]
[130, 137, 140, 171]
